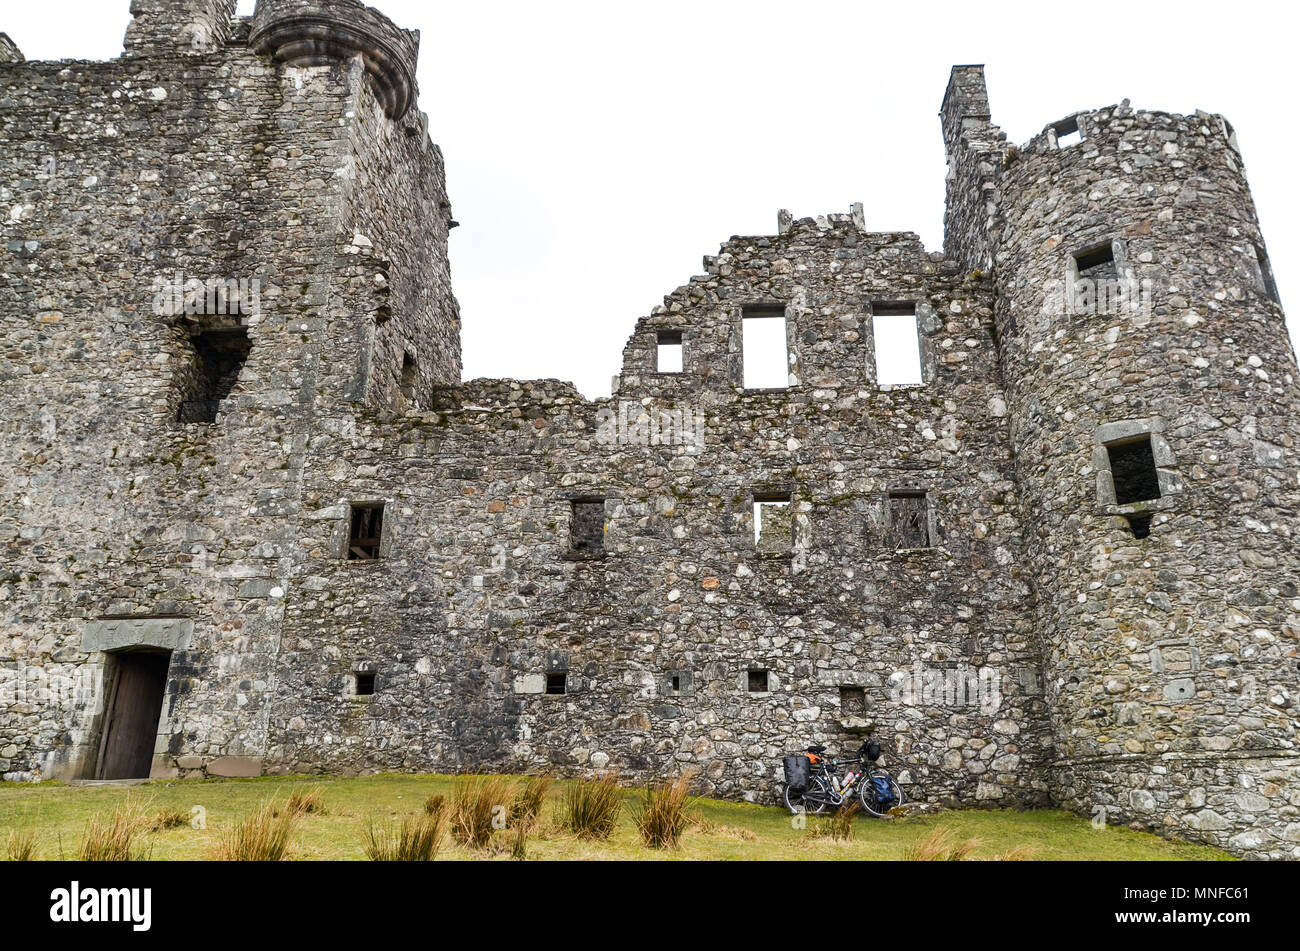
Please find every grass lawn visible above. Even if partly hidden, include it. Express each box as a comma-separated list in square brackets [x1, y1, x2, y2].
[0, 773, 1232, 861]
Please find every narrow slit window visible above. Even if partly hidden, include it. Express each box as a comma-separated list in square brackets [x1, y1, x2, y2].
[1074, 243, 1117, 282]
[669, 673, 682, 696]
[742, 305, 788, 389]
[570, 500, 605, 554]
[1253, 244, 1280, 303]
[656, 330, 683, 373]
[1106, 437, 1161, 504]
[888, 491, 931, 549]
[347, 503, 385, 560]
[354, 672, 376, 696]
[747, 669, 770, 693]
[546, 672, 567, 695]
[840, 686, 866, 716]
[753, 493, 792, 552]
[400, 350, 417, 403]
[1054, 116, 1082, 148]
[177, 327, 251, 423]
[872, 303, 924, 386]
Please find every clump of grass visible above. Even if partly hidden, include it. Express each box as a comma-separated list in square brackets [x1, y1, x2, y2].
[509, 818, 531, 860]
[144, 808, 190, 831]
[904, 826, 983, 861]
[424, 794, 446, 816]
[991, 844, 1038, 861]
[211, 800, 296, 861]
[809, 802, 860, 841]
[636, 774, 693, 849]
[363, 810, 448, 861]
[510, 776, 553, 825]
[451, 776, 513, 850]
[564, 773, 622, 841]
[6, 828, 37, 861]
[79, 802, 151, 861]
[286, 787, 326, 817]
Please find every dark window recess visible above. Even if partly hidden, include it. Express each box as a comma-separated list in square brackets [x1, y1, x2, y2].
[669, 674, 682, 695]
[840, 686, 866, 716]
[177, 328, 250, 423]
[1074, 243, 1117, 282]
[570, 500, 605, 554]
[1107, 437, 1161, 504]
[348, 504, 385, 560]
[1254, 244, 1280, 303]
[747, 669, 770, 693]
[888, 492, 931, 549]
[1126, 514, 1153, 539]
[656, 330, 684, 373]
[400, 351, 417, 403]
[355, 672, 376, 696]
[546, 672, 567, 695]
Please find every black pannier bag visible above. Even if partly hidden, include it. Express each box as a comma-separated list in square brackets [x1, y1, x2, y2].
[865, 739, 881, 762]
[783, 754, 810, 790]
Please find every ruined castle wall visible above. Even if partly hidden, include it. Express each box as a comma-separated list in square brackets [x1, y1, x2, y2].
[0, 12, 450, 779]
[994, 104, 1300, 858]
[262, 220, 1052, 806]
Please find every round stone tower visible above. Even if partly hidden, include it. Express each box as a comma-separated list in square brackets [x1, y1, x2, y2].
[250, 0, 420, 119]
[989, 98, 1300, 856]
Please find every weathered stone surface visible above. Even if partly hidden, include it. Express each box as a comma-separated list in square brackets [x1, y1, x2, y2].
[0, 9, 1295, 862]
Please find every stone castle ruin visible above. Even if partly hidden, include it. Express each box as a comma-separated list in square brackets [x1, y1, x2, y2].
[1, 1, 1297, 859]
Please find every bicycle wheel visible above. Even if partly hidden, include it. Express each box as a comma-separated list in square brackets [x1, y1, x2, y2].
[800, 777, 832, 815]
[859, 772, 902, 818]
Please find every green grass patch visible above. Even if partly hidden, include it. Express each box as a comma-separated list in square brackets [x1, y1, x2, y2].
[0, 773, 1232, 861]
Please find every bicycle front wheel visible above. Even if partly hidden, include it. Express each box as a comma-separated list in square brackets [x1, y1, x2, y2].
[859, 774, 902, 818]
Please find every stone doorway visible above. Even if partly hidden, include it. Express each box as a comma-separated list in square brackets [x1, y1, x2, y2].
[95, 650, 171, 780]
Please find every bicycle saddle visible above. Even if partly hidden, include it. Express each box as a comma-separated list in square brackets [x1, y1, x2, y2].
[805, 745, 827, 754]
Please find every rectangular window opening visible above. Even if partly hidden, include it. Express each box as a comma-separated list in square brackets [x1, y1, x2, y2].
[546, 672, 567, 695]
[354, 671, 376, 696]
[570, 500, 605, 554]
[177, 327, 251, 423]
[400, 350, 418, 403]
[1074, 242, 1117, 282]
[840, 686, 866, 716]
[669, 674, 682, 696]
[888, 491, 931, 549]
[656, 330, 684, 373]
[348, 503, 385, 560]
[753, 493, 792, 552]
[1054, 117, 1082, 148]
[742, 305, 789, 389]
[872, 303, 924, 386]
[747, 669, 770, 693]
[1106, 437, 1161, 505]
[1125, 514, 1153, 539]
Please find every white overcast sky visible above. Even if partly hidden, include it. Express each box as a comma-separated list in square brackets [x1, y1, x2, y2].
[6, 1, 1297, 398]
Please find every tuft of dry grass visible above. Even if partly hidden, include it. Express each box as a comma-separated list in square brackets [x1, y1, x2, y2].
[510, 776, 553, 826]
[450, 776, 513, 850]
[509, 817, 531, 860]
[564, 773, 622, 841]
[211, 799, 297, 861]
[144, 808, 190, 831]
[79, 802, 152, 861]
[809, 803, 860, 842]
[636, 774, 693, 850]
[286, 787, 326, 817]
[362, 809, 448, 861]
[424, 793, 446, 816]
[904, 826, 983, 861]
[6, 827, 37, 861]
[990, 844, 1038, 861]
